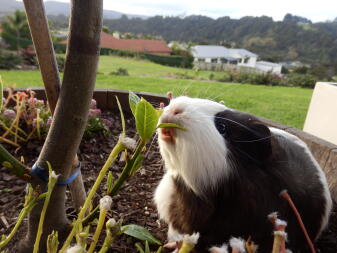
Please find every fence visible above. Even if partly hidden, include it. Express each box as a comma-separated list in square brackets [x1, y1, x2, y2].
[194, 62, 265, 74]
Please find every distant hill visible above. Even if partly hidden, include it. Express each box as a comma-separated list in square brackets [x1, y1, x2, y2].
[0, 0, 148, 19]
[103, 14, 337, 67]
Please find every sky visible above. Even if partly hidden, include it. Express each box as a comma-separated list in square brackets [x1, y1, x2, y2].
[46, 0, 337, 22]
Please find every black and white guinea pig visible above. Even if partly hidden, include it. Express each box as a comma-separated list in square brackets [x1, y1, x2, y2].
[154, 96, 332, 252]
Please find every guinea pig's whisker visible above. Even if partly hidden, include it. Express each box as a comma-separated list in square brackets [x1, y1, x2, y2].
[231, 145, 262, 165]
[145, 132, 158, 158]
[232, 136, 273, 143]
[213, 116, 263, 137]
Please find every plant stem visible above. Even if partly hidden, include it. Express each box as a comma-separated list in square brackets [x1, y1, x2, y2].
[81, 140, 146, 226]
[98, 219, 121, 253]
[33, 166, 58, 253]
[0, 194, 45, 249]
[87, 208, 107, 253]
[280, 190, 316, 253]
[0, 143, 29, 179]
[109, 140, 145, 196]
[0, 136, 20, 147]
[0, 120, 27, 140]
[59, 141, 125, 253]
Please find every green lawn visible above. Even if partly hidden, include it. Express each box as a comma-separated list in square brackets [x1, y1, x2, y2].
[0, 56, 313, 129]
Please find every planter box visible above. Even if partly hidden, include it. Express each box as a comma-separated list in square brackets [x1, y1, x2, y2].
[3, 88, 337, 202]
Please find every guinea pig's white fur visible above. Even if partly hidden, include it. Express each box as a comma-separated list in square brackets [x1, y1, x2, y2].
[154, 96, 332, 247]
[157, 96, 229, 195]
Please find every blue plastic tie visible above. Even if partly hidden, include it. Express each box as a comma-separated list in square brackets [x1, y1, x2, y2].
[31, 162, 81, 186]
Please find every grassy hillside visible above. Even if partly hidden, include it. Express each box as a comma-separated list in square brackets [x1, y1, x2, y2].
[0, 56, 313, 129]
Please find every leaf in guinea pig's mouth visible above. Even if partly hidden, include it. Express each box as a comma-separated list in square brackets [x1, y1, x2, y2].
[157, 123, 187, 131]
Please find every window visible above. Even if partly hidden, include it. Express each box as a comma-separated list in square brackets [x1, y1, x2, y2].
[221, 58, 228, 63]
[211, 58, 217, 63]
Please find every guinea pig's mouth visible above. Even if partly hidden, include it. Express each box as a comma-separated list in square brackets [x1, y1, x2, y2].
[160, 128, 175, 143]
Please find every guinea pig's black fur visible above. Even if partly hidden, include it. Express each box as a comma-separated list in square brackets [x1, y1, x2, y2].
[156, 105, 331, 253]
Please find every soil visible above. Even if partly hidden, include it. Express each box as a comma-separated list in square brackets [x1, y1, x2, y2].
[0, 111, 337, 253]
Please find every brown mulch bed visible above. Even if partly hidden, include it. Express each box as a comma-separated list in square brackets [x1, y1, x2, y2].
[0, 111, 337, 252]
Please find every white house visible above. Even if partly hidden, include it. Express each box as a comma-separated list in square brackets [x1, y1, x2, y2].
[191, 45, 282, 74]
[191, 45, 257, 66]
[255, 61, 282, 75]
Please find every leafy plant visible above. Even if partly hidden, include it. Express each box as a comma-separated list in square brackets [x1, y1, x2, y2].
[0, 90, 111, 146]
[0, 50, 23, 70]
[109, 67, 129, 76]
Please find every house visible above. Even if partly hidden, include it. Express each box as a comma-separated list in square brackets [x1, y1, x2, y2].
[191, 45, 282, 74]
[255, 61, 282, 74]
[61, 31, 172, 55]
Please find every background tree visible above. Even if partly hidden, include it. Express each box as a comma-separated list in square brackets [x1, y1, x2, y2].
[0, 10, 31, 50]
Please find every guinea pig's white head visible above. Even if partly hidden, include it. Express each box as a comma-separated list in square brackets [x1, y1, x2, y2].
[158, 96, 230, 195]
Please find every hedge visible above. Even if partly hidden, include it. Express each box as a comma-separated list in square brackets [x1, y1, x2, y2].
[100, 48, 193, 68]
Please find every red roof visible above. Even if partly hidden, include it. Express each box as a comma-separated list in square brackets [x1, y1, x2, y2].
[61, 32, 171, 55]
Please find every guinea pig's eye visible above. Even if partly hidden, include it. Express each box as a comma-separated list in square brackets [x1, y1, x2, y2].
[173, 109, 182, 115]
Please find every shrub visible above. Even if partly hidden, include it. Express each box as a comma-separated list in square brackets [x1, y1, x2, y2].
[0, 50, 22, 69]
[286, 73, 318, 88]
[53, 43, 67, 54]
[109, 67, 129, 76]
[56, 56, 65, 72]
[216, 71, 286, 86]
[0, 90, 111, 146]
[175, 71, 195, 79]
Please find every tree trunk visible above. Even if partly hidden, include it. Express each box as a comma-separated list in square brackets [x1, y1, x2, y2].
[19, 0, 103, 252]
[23, 0, 87, 212]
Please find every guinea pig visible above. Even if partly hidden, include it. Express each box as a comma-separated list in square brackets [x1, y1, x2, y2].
[154, 96, 332, 252]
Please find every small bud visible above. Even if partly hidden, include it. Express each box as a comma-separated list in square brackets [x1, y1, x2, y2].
[229, 237, 245, 253]
[209, 244, 228, 253]
[66, 244, 84, 253]
[106, 218, 117, 229]
[100, 195, 112, 211]
[275, 219, 287, 228]
[50, 171, 59, 179]
[119, 135, 137, 150]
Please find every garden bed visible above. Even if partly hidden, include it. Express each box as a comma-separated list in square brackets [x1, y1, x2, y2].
[0, 90, 337, 252]
[0, 110, 167, 252]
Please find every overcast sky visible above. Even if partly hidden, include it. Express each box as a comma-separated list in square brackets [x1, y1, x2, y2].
[47, 0, 337, 22]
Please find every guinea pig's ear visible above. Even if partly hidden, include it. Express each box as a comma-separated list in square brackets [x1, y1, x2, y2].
[214, 110, 272, 164]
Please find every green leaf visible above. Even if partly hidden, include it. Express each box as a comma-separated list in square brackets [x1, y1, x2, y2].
[157, 123, 187, 131]
[135, 98, 159, 142]
[145, 241, 150, 253]
[135, 242, 145, 253]
[121, 224, 162, 245]
[129, 154, 144, 176]
[106, 171, 114, 194]
[116, 96, 126, 137]
[129, 91, 140, 116]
